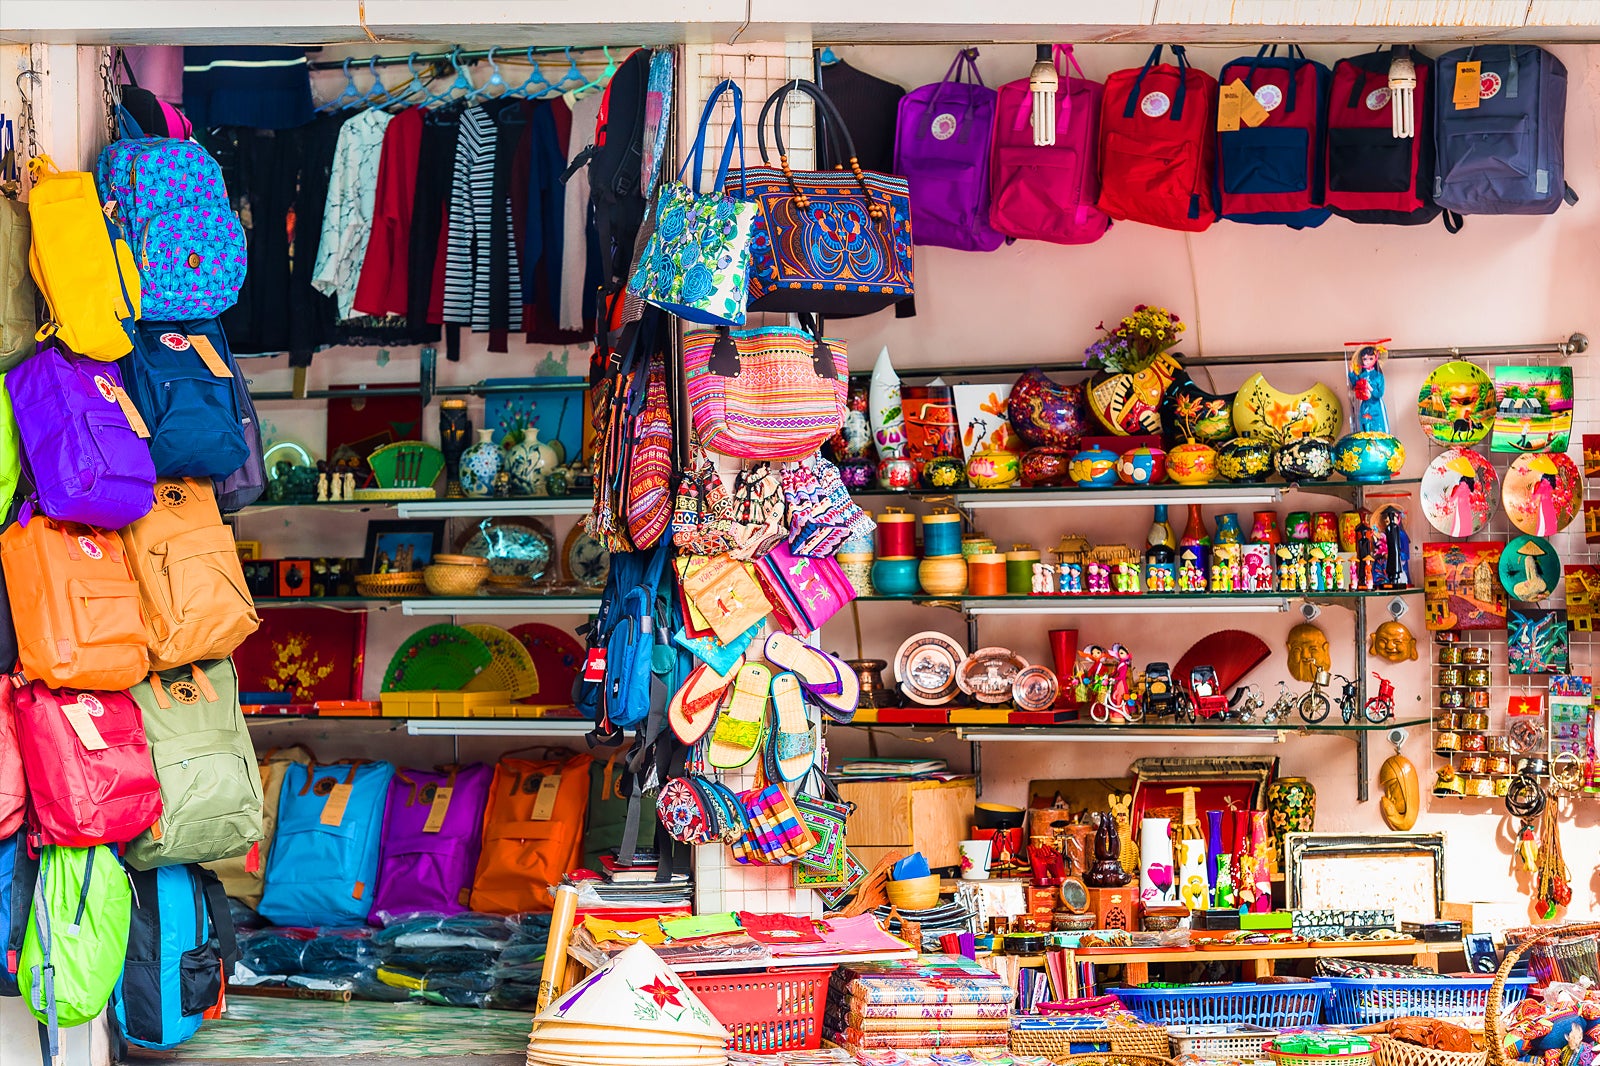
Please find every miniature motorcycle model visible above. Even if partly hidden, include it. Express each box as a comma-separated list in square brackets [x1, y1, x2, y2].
[1364, 672, 1396, 723]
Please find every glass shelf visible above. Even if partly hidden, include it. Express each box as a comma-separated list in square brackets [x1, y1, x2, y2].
[850, 478, 1422, 509]
[854, 590, 1421, 615]
[836, 717, 1429, 734]
[255, 596, 396, 607]
[240, 496, 593, 517]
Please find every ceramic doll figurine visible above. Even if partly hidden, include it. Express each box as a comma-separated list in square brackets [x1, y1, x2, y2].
[1381, 507, 1411, 589]
[1086, 561, 1112, 595]
[1061, 562, 1083, 595]
[1348, 342, 1390, 434]
[1355, 508, 1378, 590]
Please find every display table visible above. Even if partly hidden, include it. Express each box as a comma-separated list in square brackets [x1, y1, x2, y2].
[1063, 941, 1454, 996]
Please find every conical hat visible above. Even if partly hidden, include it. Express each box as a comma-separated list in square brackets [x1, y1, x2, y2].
[528, 1052, 724, 1066]
[532, 942, 727, 1042]
[529, 1022, 724, 1049]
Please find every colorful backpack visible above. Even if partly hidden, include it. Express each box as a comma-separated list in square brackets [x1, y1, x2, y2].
[0, 829, 40, 996]
[1, 518, 149, 691]
[124, 661, 264, 871]
[895, 49, 1004, 252]
[1098, 45, 1218, 232]
[1325, 48, 1441, 225]
[1215, 46, 1331, 227]
[122, 320, 250, 479]
[1433, 45, 1575, 217]
[111, 863, 235, 1050]
[26, 157, 141, 361]
[0, 373, 17, 523]
[20, 844, 132, 1051]
[118, 478, 260, 671]
[575, 540, 671, 731]
[257, 761, 394, 928]
[988, 45, 1110, 245]
[11, 679, 163, 848]
[369, 764, 494, 924]
[0, 671, 23, 838]
[9, 341, 157, 529]
[95, 138, 246, 321]
[469, 754, 592, 915]
[213, 347, 266, 513]
[203, 745, 312, 908]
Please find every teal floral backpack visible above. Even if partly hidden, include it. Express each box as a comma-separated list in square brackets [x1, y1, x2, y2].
[628, 79, 757, 326]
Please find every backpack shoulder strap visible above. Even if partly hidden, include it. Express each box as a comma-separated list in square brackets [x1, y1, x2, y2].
[195, 866, 238, 968]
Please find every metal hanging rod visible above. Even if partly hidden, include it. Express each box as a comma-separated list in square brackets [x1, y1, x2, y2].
[306, 44, 633, 71]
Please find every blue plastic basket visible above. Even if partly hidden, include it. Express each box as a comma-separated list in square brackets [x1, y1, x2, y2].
[1114, 982, 1329, 1027]
[1321, 976, 1535, 1025]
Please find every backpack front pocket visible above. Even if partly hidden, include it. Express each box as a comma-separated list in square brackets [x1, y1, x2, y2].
[1327, 127, 1413, 194]
[140, 731, 262, 864]
[151, 524, 256, 632]
[138, 210, 247, 319]
[1101, 131, 1194, 218]
[141, 363, 248, 478]
[1220, 126, 1309, 195]
[1439, 115, 1536, 196]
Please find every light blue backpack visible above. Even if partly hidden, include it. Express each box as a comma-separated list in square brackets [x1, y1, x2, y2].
[111, 863, 235, 1050]
[257, 762, 394, 928]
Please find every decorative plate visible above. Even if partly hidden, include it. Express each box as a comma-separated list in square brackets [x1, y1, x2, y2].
[563, 525, 610, 590]
[507, 623, 585, 706]
[1502, 452, 1580, 537]
[1498, 535, 1561, 603]
[893, 631, 967, 707]
[381, 624, 493, 693]
[368, 441, 445, 490]
[456, 518, 553, 581]
[1417, 360, 1494, 446]
[462, 624, 541, 700]
[1231, 374, 1342, 447]
[1421, 447, 1498, 537]
[1011, 665, 1059, 712]
[956, 647, 1029, 704]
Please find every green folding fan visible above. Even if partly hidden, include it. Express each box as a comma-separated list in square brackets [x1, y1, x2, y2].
[382, 624, 494, 692]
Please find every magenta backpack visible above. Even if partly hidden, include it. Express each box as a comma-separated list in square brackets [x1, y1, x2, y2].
[369, 764, 493, 924]
[894, 49, 1004, 252]
[10, 341, 156, 529]
[989, 45, 1111, 245]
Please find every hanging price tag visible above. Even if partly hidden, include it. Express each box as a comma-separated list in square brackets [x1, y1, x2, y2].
[422, 786, 453, 833]
[111, 386, 150, 438]
[1238, 86, 1270, 128]
[60, 701, 108, 751]
[188, 334, 234, 378]
[321, 782, 353, 826]
[1217, 80, 1245, 131]
[532, 774, 562, 820]
[1453, 61, 1482, 109]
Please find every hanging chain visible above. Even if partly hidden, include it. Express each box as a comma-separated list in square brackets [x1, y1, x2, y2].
[99, 46, 120, 147]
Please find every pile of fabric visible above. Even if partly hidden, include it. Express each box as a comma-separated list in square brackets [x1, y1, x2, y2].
[825, 956, 1015, 1053]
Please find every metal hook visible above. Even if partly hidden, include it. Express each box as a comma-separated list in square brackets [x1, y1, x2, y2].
[16, 69, 42, 99]
[728, 0, 753, 45]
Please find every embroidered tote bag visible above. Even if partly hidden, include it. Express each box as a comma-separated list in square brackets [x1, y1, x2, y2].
[628, 79, 758, 326]
[730, 80, 914, 316]
[682, 315, 847, 461]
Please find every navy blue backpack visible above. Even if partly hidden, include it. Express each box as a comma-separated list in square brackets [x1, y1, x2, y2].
[110, 863, 236, 1050]
[121, 318, 250, 478]
[0, 829, 40, 997]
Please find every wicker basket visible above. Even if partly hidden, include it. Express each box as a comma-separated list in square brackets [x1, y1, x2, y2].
[1044, 1053, 1173, 1066]
[1267, 1042, 1374, 1066]
[1488, 922, 1600, 1066]
[355, 571, 427, 598]
[1372, 1037, 1487, 1066]
[424, 561, 490, 596]
[1010, 1025, 1172, 1061]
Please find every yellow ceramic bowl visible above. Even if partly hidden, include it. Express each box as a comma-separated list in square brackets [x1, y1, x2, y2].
[1167, 441, 1219, 485]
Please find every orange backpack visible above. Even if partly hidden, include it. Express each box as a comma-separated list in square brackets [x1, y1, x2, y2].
[118, 478, 259, 669]
[0, 518, 149, 690]
[469, 753, 592, 914]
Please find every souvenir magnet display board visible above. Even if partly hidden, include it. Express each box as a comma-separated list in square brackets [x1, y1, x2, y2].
[1420, 447, 1497, 537]
[233, 608, 367, 703]
[1416, 361, 1494, 446]
[1502, 452, 1580, 536]
[1499, 536, 1560, 602]
[1491, 365, 1573, 454]
[382, 625, 494, 692]
[1422, 542, 1507, 631]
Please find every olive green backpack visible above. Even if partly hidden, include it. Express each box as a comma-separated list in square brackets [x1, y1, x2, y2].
[124, 659, 264, 871]
[21, 844, 132, 1055]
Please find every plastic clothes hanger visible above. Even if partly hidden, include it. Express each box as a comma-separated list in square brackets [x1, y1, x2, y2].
[382, 52, 427, 109]
[511, 47, 551, 98]
[438, 47, 478, 105]
[318, 57, 362, 113]
[570, 46, 617, 100]
[552, 47, 587, 93]
[818, 47, 840, 65]
[468, 47, 508, 102]
[357, 56, 391, 109]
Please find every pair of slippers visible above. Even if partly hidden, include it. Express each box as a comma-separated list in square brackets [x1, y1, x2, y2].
[762, 632, 858, 723]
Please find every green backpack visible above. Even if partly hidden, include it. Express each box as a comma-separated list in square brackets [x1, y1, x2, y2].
[21, 845, 132, 1052]
[125, 659, 264, 871]
[0, 373, 20, 520]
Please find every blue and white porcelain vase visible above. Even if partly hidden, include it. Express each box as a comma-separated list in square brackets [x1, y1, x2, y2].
[459, 429, 503, 499]
[506, 427, 558, 496]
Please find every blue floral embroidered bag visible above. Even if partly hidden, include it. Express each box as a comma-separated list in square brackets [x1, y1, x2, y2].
[731, 80, 915, 317]
[628, 79, 758, 326]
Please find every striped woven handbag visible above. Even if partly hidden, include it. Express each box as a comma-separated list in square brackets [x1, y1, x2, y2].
[682, 318, 847, 461]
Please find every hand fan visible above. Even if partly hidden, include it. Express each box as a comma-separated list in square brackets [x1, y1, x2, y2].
[1173, 629, 1271, 701]
[382, 625, 493, 692]
[463, 624, 540, 699]
[508, 623, 585, 706]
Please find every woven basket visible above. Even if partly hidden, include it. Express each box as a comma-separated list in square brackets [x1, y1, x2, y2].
[1488, 922, 1600, 1066]
[1373, 1037, 1487, 1066]
[424, 562, 490, 596]
[1043, 1052, 1173, 1066]
[1010, 1026, 1172, 1061]
[355, 571, 427, 598]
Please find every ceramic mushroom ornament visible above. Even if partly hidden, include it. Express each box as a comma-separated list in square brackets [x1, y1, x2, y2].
[1368, 620, 1419, 663]
[1286, 622, 1332, 683]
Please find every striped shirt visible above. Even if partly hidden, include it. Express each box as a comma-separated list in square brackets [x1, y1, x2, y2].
[442, 103, 521, 336]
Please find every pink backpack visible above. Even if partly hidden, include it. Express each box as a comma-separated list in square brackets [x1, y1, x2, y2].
[988, 45, 1111, 245]
[0, 680, 24, 837]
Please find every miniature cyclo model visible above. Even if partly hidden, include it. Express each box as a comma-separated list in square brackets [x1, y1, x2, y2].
[1185, 664, 1230, 721]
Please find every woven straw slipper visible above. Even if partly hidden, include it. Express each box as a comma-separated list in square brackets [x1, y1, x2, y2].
[769, 671, 816, 782]
[707, 661, 771, 769]
[763, 632, 859, 721]
[667, 659, 739, 744]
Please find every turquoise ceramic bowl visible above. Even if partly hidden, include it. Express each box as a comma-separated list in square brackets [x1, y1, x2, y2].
[871, 557, 920, 597]
[1333, 432, 1406, 483]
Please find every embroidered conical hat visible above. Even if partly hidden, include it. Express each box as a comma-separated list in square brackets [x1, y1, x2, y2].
[528, 1022, 724, 1049]
[528, 1052, 725, 1066]
[531, 942, 727, 1042]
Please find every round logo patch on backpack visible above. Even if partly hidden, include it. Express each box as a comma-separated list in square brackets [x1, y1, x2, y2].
[314, 776, 337, 797]
[77, 536, 103, 560]
[79, 694, 105, 718]
[1479, 71, 1502, 99]
[157, 483, 189, 508]
[94, 375, 118, 403]
[159, 332, 191, 351]
[1365, 86, 1392, 111]
[169, 680, 202, 705]
[1140, 91, 1171, 118]
[930, 113, 958, 141]
[1254, 84, 1283, 112]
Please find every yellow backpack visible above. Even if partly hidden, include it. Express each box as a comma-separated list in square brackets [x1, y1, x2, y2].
[27, 156, 141, 360]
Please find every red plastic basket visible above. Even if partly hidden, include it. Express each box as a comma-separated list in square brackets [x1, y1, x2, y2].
[681, 966, 833, 1053]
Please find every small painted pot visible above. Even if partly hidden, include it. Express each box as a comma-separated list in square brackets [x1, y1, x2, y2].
[1333, 432, 1406, 483]
[921, 510, 964, 557]
[1167, 441, 1218, 486]
[1115, 446, 1167, 486]
[839, 457, 877, 490]
[878, 456, 918, 491]
[1068, 446, 1119, 487]
[1274, 436, 1336, 482]
[1020, 447, 1072, 488]
[918, 554, 968, 596]
[1265, 776, 1316, 859]
[871, 557, 920, 597]
[1216, 437, 1275, 483]
[922, 455, 967, 491]
[966, 448, 1021, 490]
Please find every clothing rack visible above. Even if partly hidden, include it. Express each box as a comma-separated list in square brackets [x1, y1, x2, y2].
[305, 45, 629, 71]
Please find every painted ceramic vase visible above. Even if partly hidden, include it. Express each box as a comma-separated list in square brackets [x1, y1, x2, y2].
[869, 347, 906, 458]
[839, 457, 876, 489]
[1138, 816, 1177, 906]
[1177, 839, 1209, 911]
[1008, 368, 1090, 449]
[1274, 436, 1336, 482]
[878, 456, 917, 490]
[1020, 447, 1071, 488]
[1216, 437, 1275, 483]
[966, 448, 1020, 489]
[1161, 376, 1236, 446]
[1333, 432, 1406, 483]
[1088, 353, 1183, 436]
[1233, 374, 1343, 447]
[1214, 512, 1243, 544]
[459, 429, 504, 499]
[1265, 776, 1316, 863]
[921, 455, 967, 491]
[1167, 441, 1219, 486]
[1069, 446, 1119, 487]
[506, 428, 558, 496]
[1116, 446, 1167, 486]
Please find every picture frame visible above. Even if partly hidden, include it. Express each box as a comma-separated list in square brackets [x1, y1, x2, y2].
[1463, 932, 1500, 975]
[363, 519, 447, 575]
[235, 540, 262, 561]
[1284, 832, 1446, 925]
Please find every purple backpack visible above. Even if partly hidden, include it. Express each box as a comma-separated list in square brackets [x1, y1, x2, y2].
[894, 49, 1004, 252]
[369, 764, 493, 924]
[9, 342, 156, 529]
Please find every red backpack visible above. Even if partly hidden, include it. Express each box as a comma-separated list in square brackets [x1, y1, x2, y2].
[1215, 46, 1331, 227]
[0, 680, 23, 837]
[1098, 45, 1217, 231]
[1324, 47, 1441, 225]
[11, 679, 163, 847]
